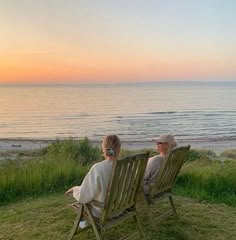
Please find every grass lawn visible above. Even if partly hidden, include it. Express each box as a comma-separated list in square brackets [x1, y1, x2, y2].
[0, 193, 236, 240]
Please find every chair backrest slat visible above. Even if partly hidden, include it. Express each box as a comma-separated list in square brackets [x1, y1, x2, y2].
[101, 152, 149, 222]
[125, 158, 140, 206]
[104, 162, 124, 215]
[109, 160, 131, 213]
[150, 145, 190, 196]
[119, 160, 136, 208]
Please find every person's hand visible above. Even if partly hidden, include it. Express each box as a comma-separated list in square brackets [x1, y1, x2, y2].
[65, 187, 74, 196]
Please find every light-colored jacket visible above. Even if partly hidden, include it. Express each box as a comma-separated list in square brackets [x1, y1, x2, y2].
[143, 155, 166, 194]
[73, 159, 113, 217]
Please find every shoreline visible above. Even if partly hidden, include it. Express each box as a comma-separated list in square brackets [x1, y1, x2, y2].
[0, 138, 235, 155]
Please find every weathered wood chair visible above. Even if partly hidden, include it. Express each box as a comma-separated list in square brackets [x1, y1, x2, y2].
[67, 152, 149, 240]
[142, 145, 190, 224]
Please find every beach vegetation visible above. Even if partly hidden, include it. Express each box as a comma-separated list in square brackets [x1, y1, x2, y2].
[176, 158, 236, 206]
[185, 148, 216, 162]
[0, 138, 101, 204]
[0, 138, 236, 208]
[220, 149, 236, 159]
[46, 137, 101, 165]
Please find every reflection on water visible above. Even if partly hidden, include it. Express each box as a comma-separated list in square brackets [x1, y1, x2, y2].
[0, 82, 236, 144]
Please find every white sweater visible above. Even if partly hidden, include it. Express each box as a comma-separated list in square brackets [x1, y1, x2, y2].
[73, 159, 114, 217]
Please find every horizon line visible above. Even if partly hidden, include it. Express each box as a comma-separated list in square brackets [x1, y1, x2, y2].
[0, 80, 236, 86]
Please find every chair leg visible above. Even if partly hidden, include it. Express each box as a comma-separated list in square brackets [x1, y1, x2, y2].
[140, 193, 156, 229]
[134, 215, 146, 240]
[67, 205, 83, 240]
[169, 195, 178, 217]
[84, 205, 103, 240]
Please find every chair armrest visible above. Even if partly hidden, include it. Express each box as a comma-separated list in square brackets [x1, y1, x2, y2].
[67, 202, 81, 213]
[68, 200, 104, 210]
[87, 200, 104, 209]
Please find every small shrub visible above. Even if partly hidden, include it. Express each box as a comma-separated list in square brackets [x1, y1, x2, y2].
[220, 149, 236, 159]
[185, 149, 203, 162]
[185, 149, 216, 162]
[76, 137, 102, 165]
[47, 137, 101, 165]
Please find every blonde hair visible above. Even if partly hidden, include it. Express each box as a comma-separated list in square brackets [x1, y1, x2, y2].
[102, 135, 121, 158]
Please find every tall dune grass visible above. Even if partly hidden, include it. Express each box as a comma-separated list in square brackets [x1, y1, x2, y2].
[1, 139, 235, 206]
[0, 157, 84, 203]
[176, 158, 236, 206]
[47, 137, 101, 165]
[0, 138, 101, 204]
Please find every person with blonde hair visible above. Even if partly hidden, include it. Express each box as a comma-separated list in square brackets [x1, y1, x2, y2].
[65, 134, 121, 223]
[144, 134, 177, 194]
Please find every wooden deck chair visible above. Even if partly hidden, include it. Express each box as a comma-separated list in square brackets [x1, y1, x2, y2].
[67, 152, 149, 240]
[142, 145, 190, 224]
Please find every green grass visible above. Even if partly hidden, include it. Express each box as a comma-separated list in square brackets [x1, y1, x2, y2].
[46, 137, 102, 166]
[185, 148, 216, 162]
[0, 155, 87, 204]
[1, 139, 236, 207]
[0, 193, 236, 240]
[1, 141, 236, 239]
[176, 158, 236, 206]
[0, 138, 101, 204]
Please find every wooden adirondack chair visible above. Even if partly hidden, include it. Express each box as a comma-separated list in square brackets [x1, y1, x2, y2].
[142, 145, 190, 224]
[67, 152, 149, 240]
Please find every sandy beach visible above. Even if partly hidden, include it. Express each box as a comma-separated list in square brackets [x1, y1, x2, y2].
[0, 138, 235, 155]
[0, 139, 51, 152]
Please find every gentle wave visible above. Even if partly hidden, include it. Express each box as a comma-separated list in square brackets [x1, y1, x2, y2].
[147, 111, 177, 114]
[0, 83, 236, 147]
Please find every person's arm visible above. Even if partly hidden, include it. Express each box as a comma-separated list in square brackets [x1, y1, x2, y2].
[144, 157, 155, 182]
[65, 186, 79, 196]
[73, 165, 101, 203]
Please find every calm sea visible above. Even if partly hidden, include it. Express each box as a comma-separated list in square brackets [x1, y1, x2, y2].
[0, 82, 236, 150]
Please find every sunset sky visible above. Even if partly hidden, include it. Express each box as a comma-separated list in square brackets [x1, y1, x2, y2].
[1, 0, 236, 84]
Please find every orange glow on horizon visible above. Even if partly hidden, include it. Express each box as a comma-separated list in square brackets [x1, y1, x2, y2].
[0, 51, 235, 84]
[1, 1, 236, 84]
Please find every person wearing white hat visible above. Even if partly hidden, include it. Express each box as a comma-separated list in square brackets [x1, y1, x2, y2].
[143, 134, 177, 194]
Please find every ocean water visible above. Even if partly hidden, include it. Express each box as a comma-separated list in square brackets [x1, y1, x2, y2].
[0, 82, 236, 149]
